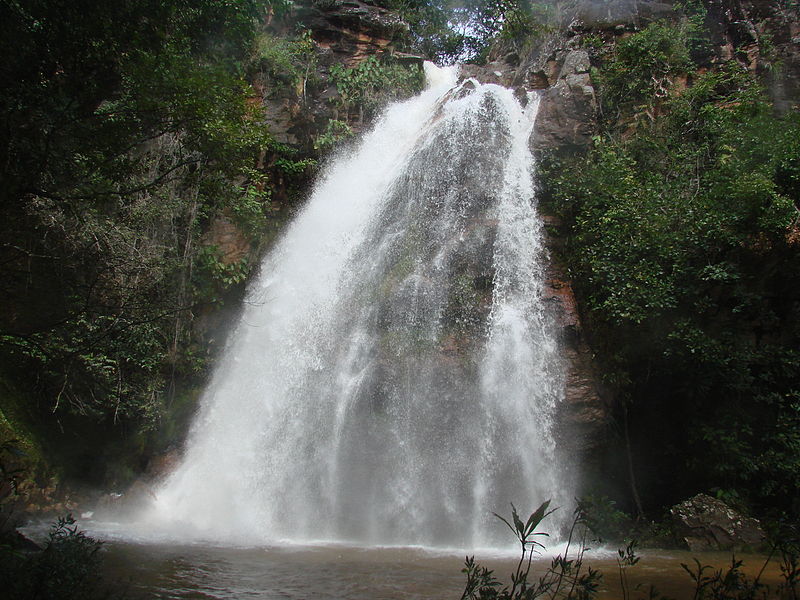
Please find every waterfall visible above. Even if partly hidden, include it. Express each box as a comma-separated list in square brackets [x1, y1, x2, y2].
[146, 63, 570, 549]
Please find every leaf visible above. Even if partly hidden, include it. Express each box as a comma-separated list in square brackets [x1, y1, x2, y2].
[511, 503, 525, 535]
[524, 499, 554, 536]
[492, 511, 517, 537]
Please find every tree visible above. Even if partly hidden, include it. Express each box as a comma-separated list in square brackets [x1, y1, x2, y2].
[0, 0, 270, 459]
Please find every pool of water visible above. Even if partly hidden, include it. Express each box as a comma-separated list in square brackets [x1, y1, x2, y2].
[22, 520, 785, 599]
[97, 539, 783, 599]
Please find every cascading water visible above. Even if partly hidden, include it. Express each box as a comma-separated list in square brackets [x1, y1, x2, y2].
[146, 63, 570, 549]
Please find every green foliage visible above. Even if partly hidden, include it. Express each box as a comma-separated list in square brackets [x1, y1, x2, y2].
[0, 0, 279, 472]
[478, 1, 557, 60]
[193, 246, 252, 305]
[594, 22, 693, 117]
[0, 438, 30, 531]
[330, 55, 424, 120]
[380, 0, 469, 63]
[575, 495, 632, 543]
[273, 151, 317, 177]
[543, 52, 800, 517]
[314, 119, 355, 152]
[680, 557, 771, 600]
[674, 0, 712, 61]
[462, 504, 800, 599]
[236, 179, 271, 236]
[250, 28, 318, 93]
[1, 516, 106, 600]
[380, 0, 550, 64]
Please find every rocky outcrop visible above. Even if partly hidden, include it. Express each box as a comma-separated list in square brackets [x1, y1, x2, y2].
[254, 0, 419, 149]
[297, 0, 408, 65]
[670, 493, 767, 551]
[705, 0, 800, 111]
[531, 48, 598, 152]
[462, 46, 600, 153]
[509, 2, 683, 153]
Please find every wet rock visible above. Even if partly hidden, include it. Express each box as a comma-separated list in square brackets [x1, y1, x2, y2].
[541, 214, 610, 460]
[560, 49, 591, 77]
[93, 492, 124, 520]
[459, 62, 516, 88]
[670, 493, 767, 551]
[531, 49, 598, 152]
[527, 69, 551, 90]
[7, 530, 42, 553]
[93, 480, 157, 521]
[705, 0, 800, 110]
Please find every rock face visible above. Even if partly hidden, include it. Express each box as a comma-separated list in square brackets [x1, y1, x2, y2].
[670, 494, 767, 551]
[203, 214, 251, 266]
[540, 215, 610, 464]
[531, 48, 598, 152]
[462, 46, 601, 152]
[297, 0, 408, 65]
[706, 0, 800, 111]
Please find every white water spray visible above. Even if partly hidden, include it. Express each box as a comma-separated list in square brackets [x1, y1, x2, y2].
[145, 64, 570, 549]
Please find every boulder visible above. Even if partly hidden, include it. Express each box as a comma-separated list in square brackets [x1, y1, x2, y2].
[298, 0, 407, 65]
[531, 49, 598, 152]
[670, 493, 767, 551]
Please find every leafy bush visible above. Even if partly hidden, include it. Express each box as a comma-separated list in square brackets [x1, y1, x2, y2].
[250, 29, 317, 93]
[461, 501, 602, 600]
[314, 119, 354, 152]
[0, 516, 106, 600]
[542, 53, 800, 518]
[330, 55, 424, 121]
[575, 495, 632, 544]
[594, 21, 693, 117]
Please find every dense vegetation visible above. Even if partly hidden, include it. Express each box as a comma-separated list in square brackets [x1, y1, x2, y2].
[1, 516, 107, 600]
[0, 0, 430, 487]
[540, 5, 800, 523]
[0, 0, 275, 484]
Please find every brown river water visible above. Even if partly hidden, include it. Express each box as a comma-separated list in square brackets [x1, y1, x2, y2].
[95, 540, 785, 599]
